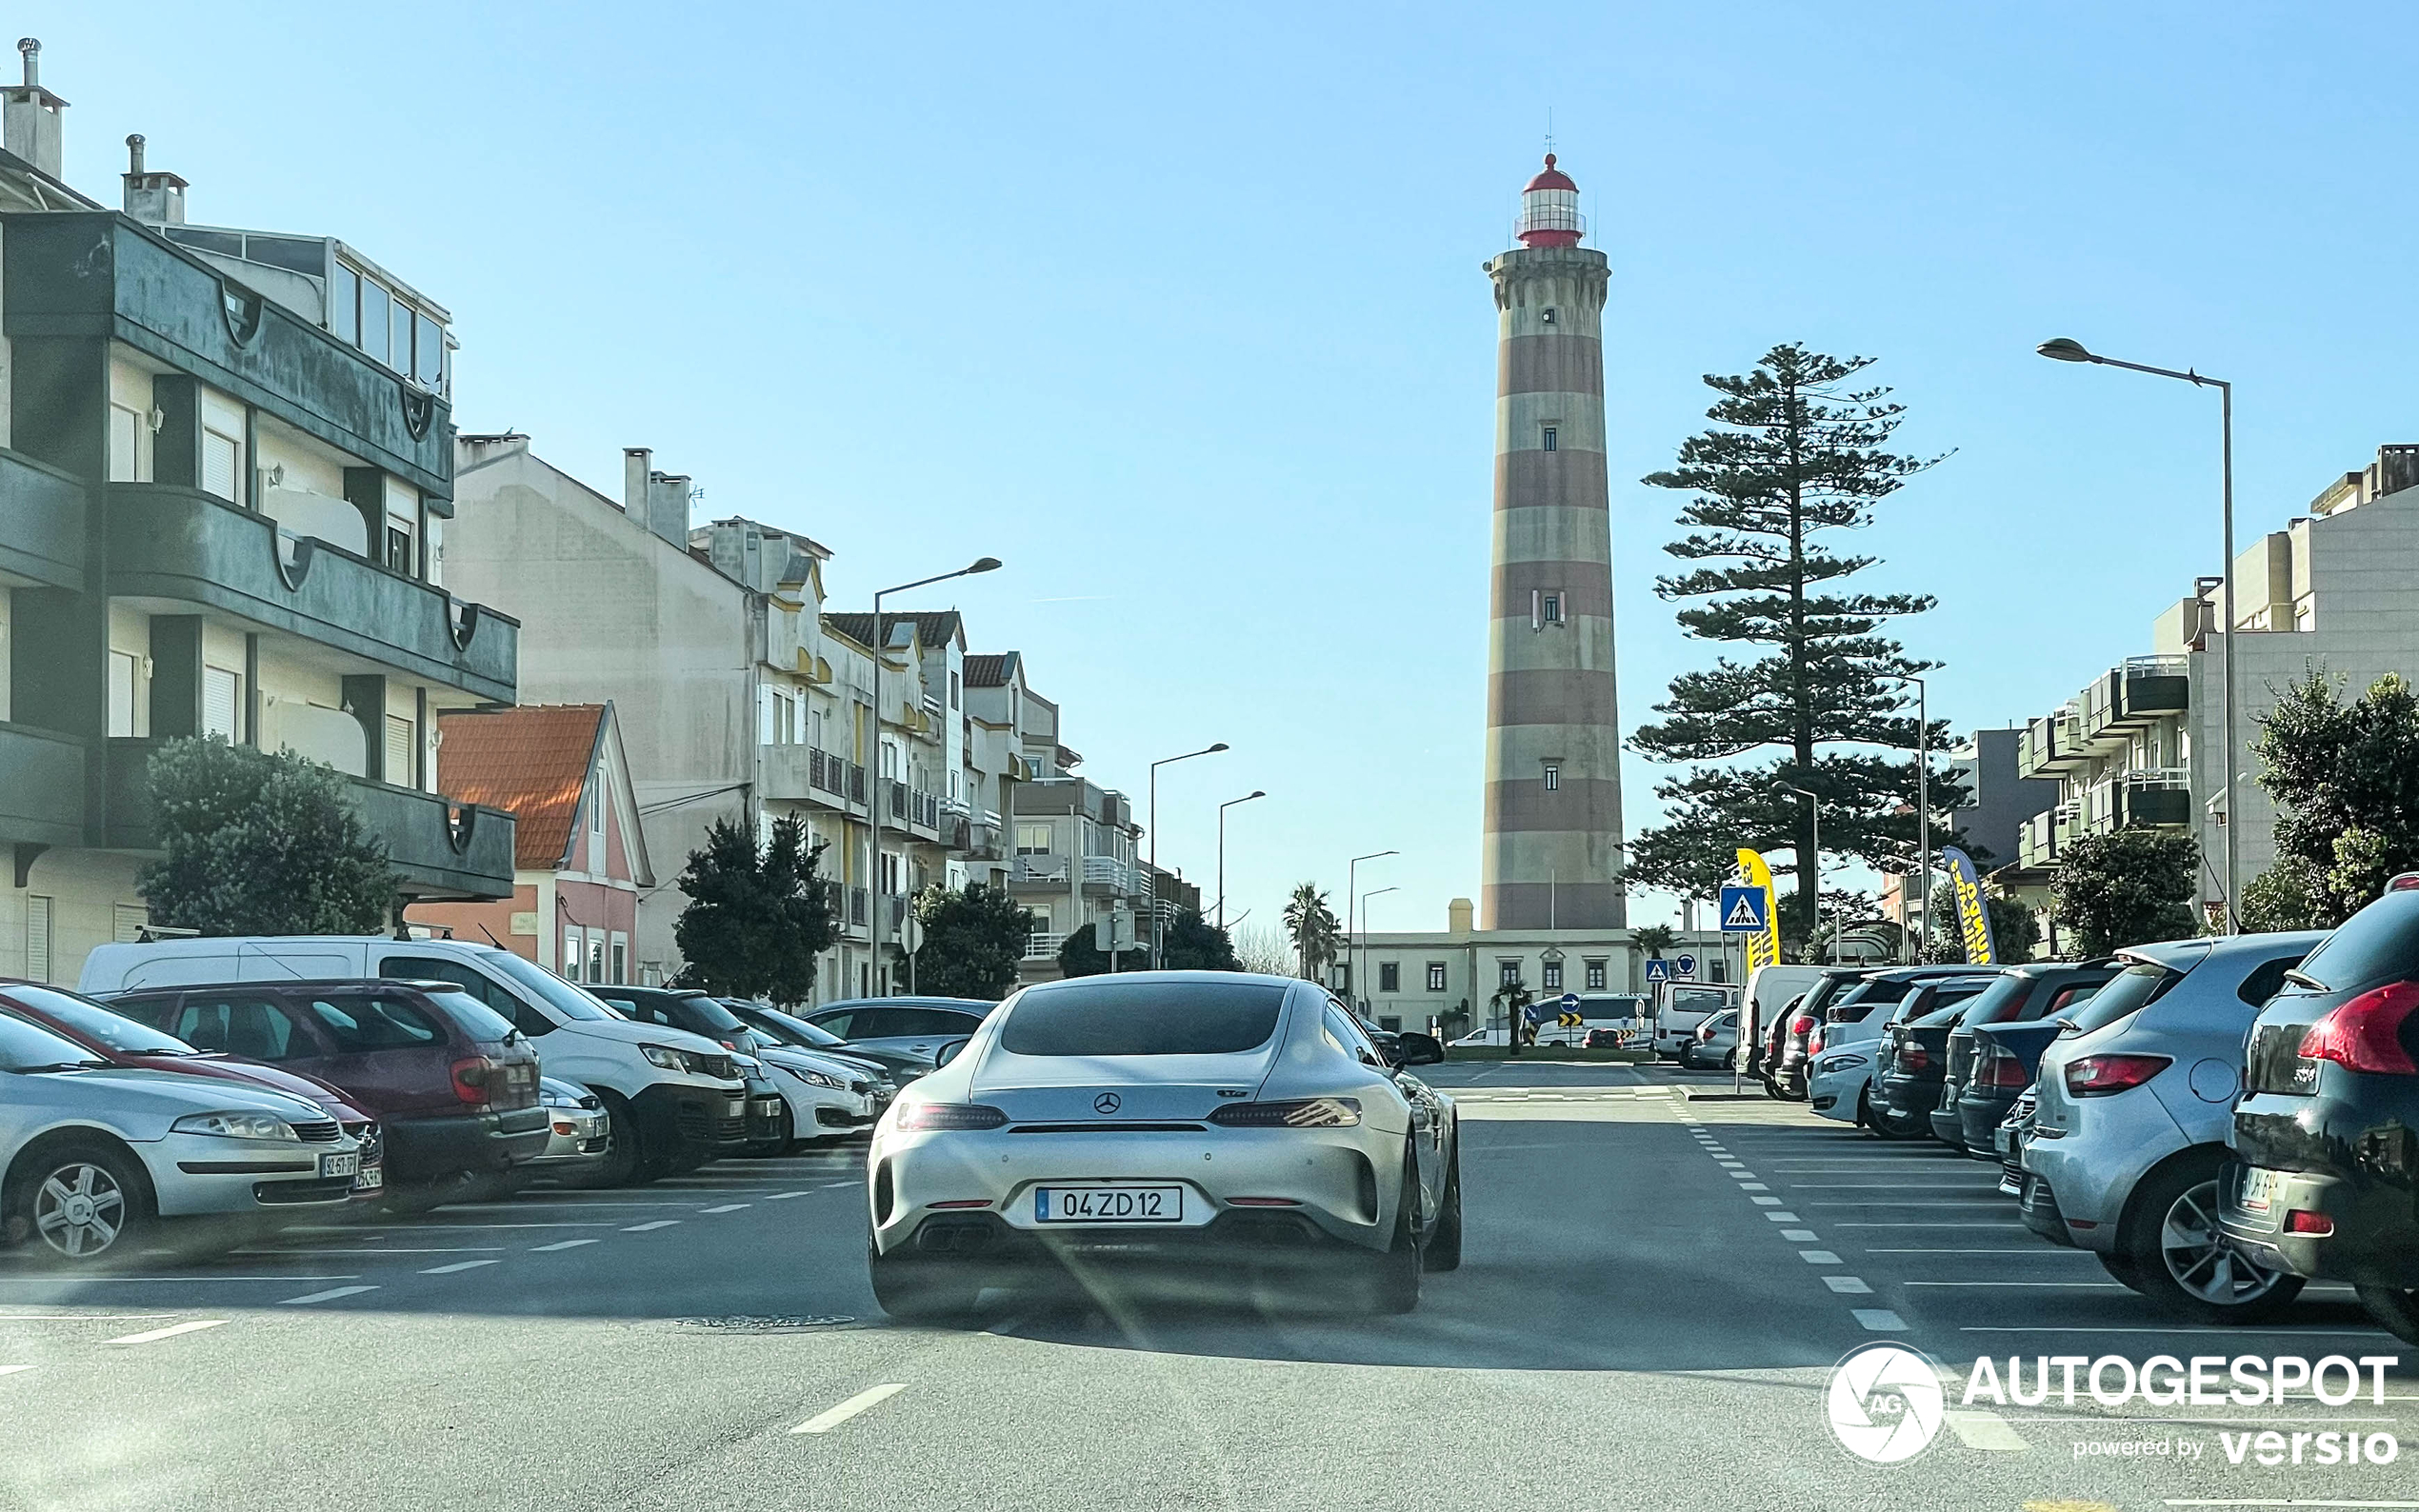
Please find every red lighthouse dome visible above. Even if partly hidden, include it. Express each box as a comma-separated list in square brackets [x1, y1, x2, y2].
[1516, 153, 1584, 248]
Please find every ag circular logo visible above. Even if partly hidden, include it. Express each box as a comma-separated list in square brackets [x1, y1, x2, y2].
[1092, 1092, 1122, 1115]
[1826, 1343, 1947, 1463]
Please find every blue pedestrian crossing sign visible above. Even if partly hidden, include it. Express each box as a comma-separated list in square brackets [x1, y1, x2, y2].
[1719, 885, 1769, 934]
[1674, 952, 1699, 980]
[1644, 958, 1671, 984]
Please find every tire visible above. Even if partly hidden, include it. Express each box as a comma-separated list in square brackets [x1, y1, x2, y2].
[1424, 1137, 1463, 1273]
[868, 1240, 983, 1322]
[2096, 1250, 2148, 1293]
[562, 1090, 643, 1188]
[10, 1139, 154, 1266]
[2123, 1155, 2306, 1324]
[2355, 1285, 2419, 1345]
[1866, 1092, 1928, 1142]
[1365, 1146, 1424, 1313]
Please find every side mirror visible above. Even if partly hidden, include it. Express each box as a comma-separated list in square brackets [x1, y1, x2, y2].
[931, 1037, 970, 1069]
[1394, 1031, 1445, 1066]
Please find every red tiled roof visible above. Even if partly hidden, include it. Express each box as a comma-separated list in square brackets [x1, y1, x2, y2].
[433, 705, 607, 870]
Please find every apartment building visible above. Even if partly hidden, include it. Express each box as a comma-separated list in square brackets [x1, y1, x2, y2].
[0, 60, 517, 984]
[2008, 443, 2419, 935]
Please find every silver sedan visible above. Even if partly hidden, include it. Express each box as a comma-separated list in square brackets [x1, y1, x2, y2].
[865, 972, 1461, 1317]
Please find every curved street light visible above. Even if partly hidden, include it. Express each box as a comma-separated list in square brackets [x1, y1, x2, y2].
[1148, 743, 1229, 967]
[1215, 790, 1266, 931]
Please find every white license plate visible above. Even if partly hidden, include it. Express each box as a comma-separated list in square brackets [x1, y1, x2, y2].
[319, 1151, 359, 1179]
[2238, 1165, 2280, 1213]
[351, 1165, 384, 1192]
[1032, 1185, 1185, 1224]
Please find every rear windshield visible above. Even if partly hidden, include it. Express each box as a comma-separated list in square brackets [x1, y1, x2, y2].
[1952, 973, 2034, 1026]
[2061, 962, 2180, 1035]
[5, 986, 195, 1055]
[2285, 892, 2419, 993]
[1829, 979, 1911, 1019]
[1000, 982, 1288, 1056]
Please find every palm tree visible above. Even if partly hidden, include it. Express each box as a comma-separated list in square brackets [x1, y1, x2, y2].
[1634, 924, 1678, 959]
[1282, 882, 1342, 983]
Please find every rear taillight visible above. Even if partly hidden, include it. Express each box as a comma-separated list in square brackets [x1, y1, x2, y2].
[2064, 1053, 2172, 1097]
[450, 1057, 495, 1107]
[1696, 1022, 1716, 1041]
[1790, 1016, 1814, 1036]
[1807, 1031, 1825, 1056]
[1902, 1044, 1930, 1072]
[2286, 1209, 2336, 1235]
[891, 1103, 1009, 1131]
[2297, 980, 2419, 1076]
[1209, 1097, 1362, 1128]
[1978, 1052, 2029, 1089]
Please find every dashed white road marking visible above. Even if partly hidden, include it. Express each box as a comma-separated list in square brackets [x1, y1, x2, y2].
[0, 1314, 174, 1322]
[1944, 1410, 2029, 1452]
[764, 1191, 813, 1200]
[790, 1383, 909, 1435]
[623, 1220, 680, 1232]
[1821, 1275, 1873, 1294]
[530, 1240, 599, 1253]
[1799, 1250, 1842, 1264]
[0, 1364, 34, 1378]
[1780, 1230, 1819, 1242]
[278, 1285, 379, 1305]
[1750, 1196, 1782, 1205]
[1740, 1183, 1769, 1191]
[105, 1320, 229, 1345]
[1764, 1211, 1801, 1222]
[1851, 1308, 1907, 1330]
[419, 1260, 500, 1275]
[6, 1275, 360, 1283]
[700, 1204, 751, 1214]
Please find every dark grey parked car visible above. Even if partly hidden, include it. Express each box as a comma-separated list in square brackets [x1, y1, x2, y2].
[801, 997, 996, 1068]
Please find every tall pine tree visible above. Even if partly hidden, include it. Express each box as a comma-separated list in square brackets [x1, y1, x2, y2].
[1629, 344, 1951, 939]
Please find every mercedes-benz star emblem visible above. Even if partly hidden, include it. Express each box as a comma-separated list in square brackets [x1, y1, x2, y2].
[1093, 1092, 1122, 1115]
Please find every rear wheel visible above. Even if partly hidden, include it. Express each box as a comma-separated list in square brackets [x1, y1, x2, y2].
[1423, 1138, 1463, 1273]
[2355, 1285, 2419, 1344]
[1364, 1146, 1424, 1313]
[2124, 1155, 2305, 1323]
[868, 1241, 984, 1322]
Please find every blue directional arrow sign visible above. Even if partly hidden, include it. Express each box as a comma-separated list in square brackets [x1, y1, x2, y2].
[1718, 885, 1769, 934]
[1559, 992, 1580, 1012]
[1644, 959, 1671, 984]
[1674, 952, 1699, 979]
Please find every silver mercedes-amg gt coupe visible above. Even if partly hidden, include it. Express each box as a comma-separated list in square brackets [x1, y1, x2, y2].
[865, 971, 1460, 1316]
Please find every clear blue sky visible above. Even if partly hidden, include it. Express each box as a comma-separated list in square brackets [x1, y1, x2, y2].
[35, 2, 2419, 936]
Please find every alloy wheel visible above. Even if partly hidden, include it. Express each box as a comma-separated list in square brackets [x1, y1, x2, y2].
[34, 1163, 128, 1260]
[2159, 1178, 2285, 1305]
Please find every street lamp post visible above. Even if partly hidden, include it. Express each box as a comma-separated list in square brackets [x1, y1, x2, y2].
[869, 557, 1001, 994]
[1780, 784, 1823, 957]
[1357, 885, 1399, 1012]
[1877, 671, 1929, 963]
[1148, 743, 1229, 968]
[1216, 790, 1266, 932]
[1345, 849, 1396, 998]
[2039, 337, 2238, 933]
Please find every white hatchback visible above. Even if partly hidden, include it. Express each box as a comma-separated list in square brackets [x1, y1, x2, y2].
[0, 1012, 362, 1264]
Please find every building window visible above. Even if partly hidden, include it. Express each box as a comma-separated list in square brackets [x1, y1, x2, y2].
[360, 280, 391, 365]
[1541, 425, 1558, 452]
[610, 934, 627, 985]
[1427, 962, 1448, 992]
[1379, 962, 1400, 993]
[332, 263, 360, 346]
[202, 428, 241, 503]
[107, 650, 141, 738]
[1585, 959, 1607, 990]
[26, 895, 52, 984]
[1498, 960, 1522, 988]
[950, 670, 962, 709]
[1016, 824, 1052, 856]
[385, 525, 412, 574]
[590, 779, 606, 836]
[588, 939, 606, 984]
[562, 930, 582, 982]
[110, 404, 147, 483]
[1542, 763, 1559, 792]
[1541, 593, 1562, 625]
[112, 904, 150, 944]
[203, 666, 242, 742]
[1542, 961, 1563, 990]
[385, 716, 413, 784]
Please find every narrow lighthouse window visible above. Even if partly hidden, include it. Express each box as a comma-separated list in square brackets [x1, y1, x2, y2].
[1542, 592, 1563, 624]
[1541, 307, 1557, 326]
[1541, 425, 1558, 452]
[1542, 763, 1560, 791]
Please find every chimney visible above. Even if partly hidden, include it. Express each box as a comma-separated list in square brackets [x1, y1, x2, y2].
[647, 472, 691, 547]
[621, 448, 650, 514]
[1, 38, 67, 181]
[1447, 898, 1474, 933]
[121, 134, 188, 224]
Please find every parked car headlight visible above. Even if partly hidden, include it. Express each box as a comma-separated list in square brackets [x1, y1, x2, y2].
[1816, 1053, 1867, 1074]
[790, 1067, 848, 1090]
[172, 1111, 300, 1142]
[640, 1044, 688, 1071]
[540, 1084, 590, 1108]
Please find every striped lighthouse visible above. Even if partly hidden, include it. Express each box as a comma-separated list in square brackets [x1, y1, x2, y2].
[1480, 154, 1627, 931]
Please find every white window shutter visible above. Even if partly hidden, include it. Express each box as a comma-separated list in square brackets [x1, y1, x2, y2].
[202, 431, 239, 501]
[386, 716, 413, 784]
[26, 896, 52, 983]
[203, 666, 240, 741]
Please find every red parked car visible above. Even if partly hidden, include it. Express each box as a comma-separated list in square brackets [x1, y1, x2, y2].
[0, 981, 387, 1197]
[103, 979, 545, 1194]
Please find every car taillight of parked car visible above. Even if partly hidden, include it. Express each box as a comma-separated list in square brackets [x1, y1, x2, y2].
[1807, 1030, 1824, 1056]
[1790, 1016, 1813, 1036]
[2063, 1053, 2172, 1097]
[450, 1057, 498, 1107]
[1696, 1022, 1716, 1041]
[2296, 979, 2419, 1076]
[1901, 1044, 1929, 1072]
[1977, 1051, 2029, 1088]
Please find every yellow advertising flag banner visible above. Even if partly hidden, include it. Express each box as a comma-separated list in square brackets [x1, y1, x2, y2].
[1735, 847, 1782, 971]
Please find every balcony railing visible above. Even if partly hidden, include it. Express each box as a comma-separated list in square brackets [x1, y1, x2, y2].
[1012, 855, 1070, 885]
[2017, 707, 2086, 781]
[0, 723, 88, 849]
[0, 448, 86, 591]
[1025, 929, 1069, 961]
[1081, 855, 1138, 893]
[2078, 768, 2193, 838]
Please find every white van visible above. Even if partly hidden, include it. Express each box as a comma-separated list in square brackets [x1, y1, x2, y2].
[79, 937, 744, 1185]
[1739, 964, 1828, 1063]
[1651, 983, 1743, 1059]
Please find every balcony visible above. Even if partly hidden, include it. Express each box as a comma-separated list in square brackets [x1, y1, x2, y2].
[1024, 929, 1069, 961]
[0, 723, 87, 848]
[2083, 656, 2189, 744]
[2016, 707, 2087, 781]
[0, 448, 87, 590]
[2016, 804, 2077, 871]
[108, 485, 515, 703]
[2077, 767, 2193, 839]
[1081, 855, 1139, 895]
[759, 745, 855, 809]
[102, 738, 513, 899]
[1010, 855, 1070, 887]
[3, 215, 450, 494]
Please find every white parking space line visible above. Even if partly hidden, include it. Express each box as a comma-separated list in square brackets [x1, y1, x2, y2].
[0, 1364, 32, 1378]
[814, 1182, 856, 1192]
[278, 1285, 379, 1305]
[530, 1240, 599, 1253]
[790, 1383, 909, 1435]
[1780, 1230, 1819, 1242]
[764, 1191, 813, 1200]
[1787, 1183, 2003, 1189]
[699, 1204, 751, 1214]
[1833, 1222, 2022, 1229]
[0, 1314, 176, 1321]
[1944, 1410, 2029, 1452]
[419, 1260, 500, 1275]
[105, 1320, 229, 1345]
[1852, 1309, 1908, 1330]
[623, 1221, 680, 1232]
[0, 1275, 363, 1283]
[1799, 1251, 1842, 1264]
[1907, 1280, 2127, 1289]
[1863, 1247, 2093, 1255]
[1962, 1325, 2401, 1337]
[1806, 1201, 2010, 1208]
[234, 1247, 506, 1256]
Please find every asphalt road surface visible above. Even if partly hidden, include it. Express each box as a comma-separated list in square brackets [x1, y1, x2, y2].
[0, 1061, 2410, 1511]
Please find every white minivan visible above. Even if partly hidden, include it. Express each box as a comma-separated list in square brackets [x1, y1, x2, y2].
[79, 937, 745, 1185]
